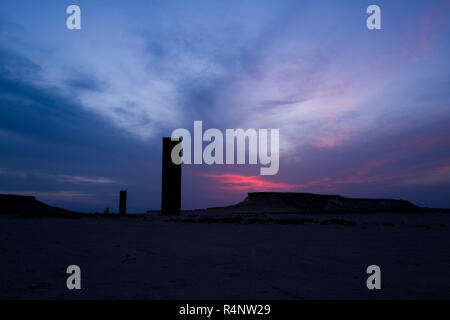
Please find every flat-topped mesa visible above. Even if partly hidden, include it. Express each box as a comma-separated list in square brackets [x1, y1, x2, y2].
[0, 194, 75, 216]
[229, 192, 421, 213]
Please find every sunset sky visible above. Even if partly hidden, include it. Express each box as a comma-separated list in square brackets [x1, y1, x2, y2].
[0, 0, 449, 212]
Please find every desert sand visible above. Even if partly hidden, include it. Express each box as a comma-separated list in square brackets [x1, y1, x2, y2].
[1, 212, 449, 299]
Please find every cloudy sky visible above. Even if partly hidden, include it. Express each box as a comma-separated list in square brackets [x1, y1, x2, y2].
[0, 0, 449, 212]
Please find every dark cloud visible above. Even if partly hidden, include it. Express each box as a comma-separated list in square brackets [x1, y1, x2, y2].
[0, 48, 162, 212]
[65, 73, 107, 92]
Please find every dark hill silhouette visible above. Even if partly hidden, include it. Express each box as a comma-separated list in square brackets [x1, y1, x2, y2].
[0, 194, 76, 216]
[1, 192, 447, 217]
[207, 192, 427, 214]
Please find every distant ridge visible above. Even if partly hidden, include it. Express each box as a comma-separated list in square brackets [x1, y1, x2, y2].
[0, 194, 76, 216]
[207, 192, 426, 214]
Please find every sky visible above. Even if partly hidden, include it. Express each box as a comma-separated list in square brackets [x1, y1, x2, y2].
[0, 0, 449, 212]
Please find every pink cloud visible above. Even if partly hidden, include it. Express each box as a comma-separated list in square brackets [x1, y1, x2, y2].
[309, 134, 350, 149]
[199, 173, 298, 191]
[305, 158, 450, 189]
[434, 164, 450, 174]
[399, 134, 449, 154]
[392, 1, 450, 62]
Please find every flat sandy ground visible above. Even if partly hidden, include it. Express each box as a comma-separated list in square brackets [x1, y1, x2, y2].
[0, 213, 449, 299]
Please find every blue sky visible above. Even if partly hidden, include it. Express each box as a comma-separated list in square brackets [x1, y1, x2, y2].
[0, 0, 449, 212]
